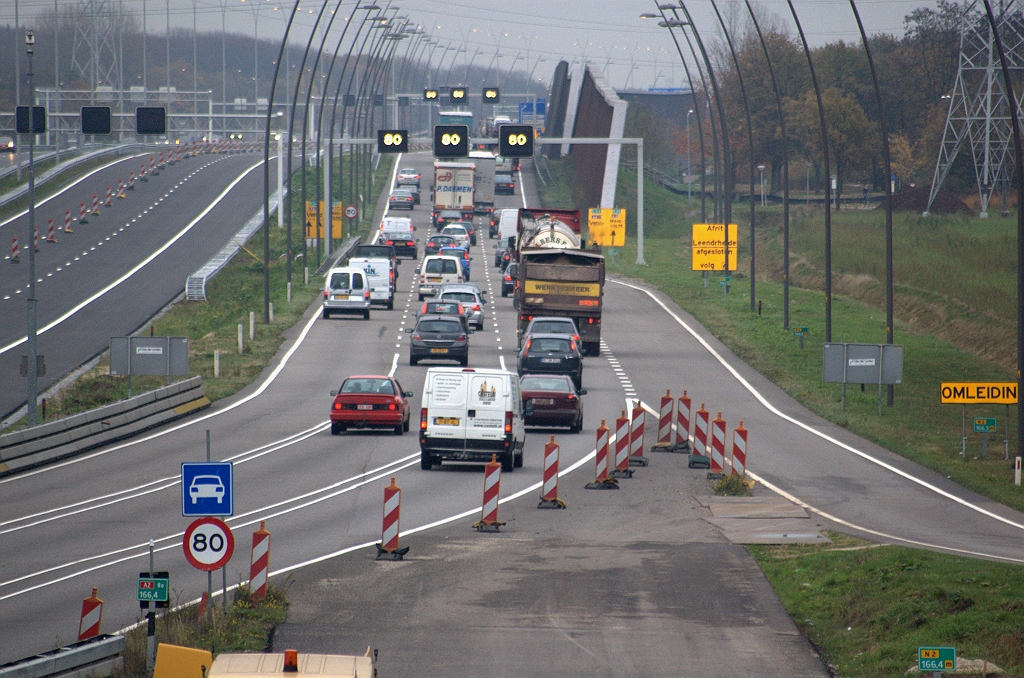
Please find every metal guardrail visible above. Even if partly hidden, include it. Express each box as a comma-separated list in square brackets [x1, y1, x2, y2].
[533, 154, 552, 186]
[0, 148, 73, 182]
[0, 376, 208, 477]
[0, 634, 124, 678]
[185, 187, 287, 301]
[314, 236, 362, 277]
[0, 144, 148, 212]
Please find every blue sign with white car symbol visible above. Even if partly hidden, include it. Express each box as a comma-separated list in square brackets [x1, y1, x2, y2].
[181, 462, 234, 516]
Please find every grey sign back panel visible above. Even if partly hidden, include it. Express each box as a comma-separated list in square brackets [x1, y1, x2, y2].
[109, 337, 189, 376]
[823, 343, 903, 385]
[109, 337, 130, 376]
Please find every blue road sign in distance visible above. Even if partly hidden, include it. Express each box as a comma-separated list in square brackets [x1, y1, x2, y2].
[181, 462, 234, 516]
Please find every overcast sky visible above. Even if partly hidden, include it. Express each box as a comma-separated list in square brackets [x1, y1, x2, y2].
[7, 0, 943, 90]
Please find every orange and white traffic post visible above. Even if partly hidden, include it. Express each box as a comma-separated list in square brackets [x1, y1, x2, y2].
[78, 587, 103, 641]
[710, 412, 726, 474]
[376, 477, 408, 559]
[78, 201, 88, 224]
[248, 520, 271, 601]
[629, 404, 649, 467]
[693, 404, 709, 456]
[586, 420, 618, 489]
[127, 170, 136, 189]
[33, 227, 39, 252]
[474, 455, 506, 531]
[103, 186, 113, 207]
[677, 391, 692, 447]
[731, 421, 748, 477]
[538, 436, 566, 509]
[610, 410, 633, 479]
[91, 192, 100, 215]
[64, 209, 74, 233]
[45, 217, 57, 243]
[117, 179, 126, 198]
[658, 390, 674, 444]
[11, 237, 20, 263]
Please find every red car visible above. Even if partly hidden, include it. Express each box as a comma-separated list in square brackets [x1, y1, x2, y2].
[330, 375, 413, 435]
[520, 374, 586, 433]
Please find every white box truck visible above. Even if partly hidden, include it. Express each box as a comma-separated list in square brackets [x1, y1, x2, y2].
[468, 150, 496, 217]
[432, 161, 475, 225]
[418, 367, 526, 472]
[348, 256, 395, 310]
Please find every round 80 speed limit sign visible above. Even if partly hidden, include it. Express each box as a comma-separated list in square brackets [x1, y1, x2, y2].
[183, 516, 235, 571]
[344, 204, 358, 219]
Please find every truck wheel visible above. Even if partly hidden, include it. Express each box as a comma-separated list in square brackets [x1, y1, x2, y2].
[420, 451, 433, 470]
[501, 453, 514, 473]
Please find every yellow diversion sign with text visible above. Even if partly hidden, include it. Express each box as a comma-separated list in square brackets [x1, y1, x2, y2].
[524, 280, 600, 296]
[940, 382, 1017, 405]
[691, 223, 738, 271]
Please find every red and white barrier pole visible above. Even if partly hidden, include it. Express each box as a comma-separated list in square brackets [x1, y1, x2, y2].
[158, 151, 165, 168]
[128, 170, 136, 190]
[33, 227, 39, 252]
[613, 410, 630, 474]
[693, 404, 709, 456]
[677, 390, 692, 446]
[474, 455, 506, 530]
[629, 405, 649, 466]
[538, 436, 566, 508]
[103, 186, 113, 207]
[376, 477, 409, 559]
[91, 193, 100, 215]
[249, 520, 271, 601]
[117, 179, 126, 198]
[149, 156, 156, 175]
[731, 421, 748, 477]
[79, 201, 88, 223]
[658, 390, 674, 444]
[78, 587, 103, 641]
[196, 591, 209, 623]
[586, 420, 618, 489]
[45, 217, 57, 243]
[710, 412, 726, 474]
[11, 237, 20, 263]
[64, 209, 74, 233]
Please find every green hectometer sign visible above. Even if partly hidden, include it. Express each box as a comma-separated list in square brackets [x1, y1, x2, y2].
[918, 647, 955, 672]
[137, 577, 169, 602]
[973, 418, 996, 434]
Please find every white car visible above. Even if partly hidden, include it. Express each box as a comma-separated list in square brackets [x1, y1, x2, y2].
[189, 475, 225, 504]
[396, 168, 420, 187]
[440, 224, 470, 248]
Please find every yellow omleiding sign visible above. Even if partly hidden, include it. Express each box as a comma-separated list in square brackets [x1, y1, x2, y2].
[940, 382, 1017, 404]
[588, 207, 626, 246]
[524, 280, 600, 296]
[305, 201, 343, 239]
[691, 223, 738, 271]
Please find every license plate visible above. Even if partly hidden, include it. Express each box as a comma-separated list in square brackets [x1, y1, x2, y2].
[431, 348, 449, 354]
[541, 358, 561, 363]
[357, 404, 373, 411]
[533, 398, 554, 405]
[333, 294, 349, 300]
[428, 277, 442, 282]
[434, 417, 459, 426]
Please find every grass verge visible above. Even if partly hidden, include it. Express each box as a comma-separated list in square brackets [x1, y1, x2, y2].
[116, 583, 288, 677]
[7, 154, 394, 429]
[748, 534, 1024, 677]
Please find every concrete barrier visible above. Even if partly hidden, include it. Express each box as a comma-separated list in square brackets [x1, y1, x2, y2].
[0, 376, 209, 477]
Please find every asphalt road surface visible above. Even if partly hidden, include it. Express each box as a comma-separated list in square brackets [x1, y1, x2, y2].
[1, 151, 1022, 674]
[0, 147, 280, 419]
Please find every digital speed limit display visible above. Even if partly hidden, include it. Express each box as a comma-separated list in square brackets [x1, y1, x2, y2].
[449, 87, 467, 104]
[483, 87, 500, 103]
[377, 129, 409, 153]
[498, 125, 535, 157]
[433, 124, 469, 158]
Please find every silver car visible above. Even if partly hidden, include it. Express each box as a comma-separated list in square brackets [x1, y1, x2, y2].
[437, 285, 486, 330]
[323, 267, 371, 320]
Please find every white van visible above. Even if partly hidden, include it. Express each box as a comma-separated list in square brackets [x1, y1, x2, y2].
[322, 266, 371, 320]
[497, 208, 519, 248]
[349, 256, 395, 310]
[417, 254, 464, 300]
[419, 367, 527, 472]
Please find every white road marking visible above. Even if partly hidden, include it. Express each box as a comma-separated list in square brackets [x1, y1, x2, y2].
[388, 353, 399, 377]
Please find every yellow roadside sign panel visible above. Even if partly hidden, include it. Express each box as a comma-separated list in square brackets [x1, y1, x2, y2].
[524, 280, 601, 296]
[305, 201, 343, 239]
[691, 223, 738, 271]
[940, 382, 1018, 404]
[588, 207, 626, 247]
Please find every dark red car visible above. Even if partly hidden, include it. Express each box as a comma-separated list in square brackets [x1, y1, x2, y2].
[330, 375, 413, 435]
[520, 374, 586, 433]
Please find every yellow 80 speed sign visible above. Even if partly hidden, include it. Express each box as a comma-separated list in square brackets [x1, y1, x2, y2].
[442, 132, 461, 146]
[383, 132, 403, 146]
[507, 132, 528, 146]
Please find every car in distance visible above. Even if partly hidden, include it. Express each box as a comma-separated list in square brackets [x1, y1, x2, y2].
[418, 299, 469, 331]
[417, 255, 464, 299]
[0, 135, 14, 152]
[440, 224, 470, 248]
[501, 262, 518, 297]
[330, 375, 413, 435]
[516, 333, 583, 390]
[437, 286, 486, 330]
[494, 173, 516, 195]
[452, 220, 477, 246]
[520, 316, 582, 347]
[388, 189, 415, 211]
[404, 185, 422, 205]
[396, 168, 420, 187]
[438, 245, 471, 281]
[520, 374, 586, 433]
[189, 475, 225, 504]
[406, 315, 470, 366]
[354, 243, 397, 270]
[433, 209, 464, 230]
[425, 234, 457, 256]
[323, 266, 371, 320]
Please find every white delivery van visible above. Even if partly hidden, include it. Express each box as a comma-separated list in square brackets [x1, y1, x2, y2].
[417, 254, 464, 300]
[322, 266, 371, 320]
[418, 367, 526, 472]
[349, 256, 394, 310]
[497, 208, 519, 248]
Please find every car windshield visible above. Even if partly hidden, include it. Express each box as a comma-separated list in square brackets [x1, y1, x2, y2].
[391, 191, 411, 197]
[426, 302, 460, 314]
[418, 320, 463, 333]
[521, 376, 572, 392]
[356, 246, 393, 258]
[430, 237, 455, 246]
[340, 378, 394, 394]
[329, 272, 350, 289]
[424, 258, 459, 274]
[440, 248, 467, 258]
[531, 321, 575, 335]
[496, 174, 513, 181]
[440, 211, 462, 218]
[441, 292, 476, 304]
[442, 227, 467, 236]
[531, 337, 571, 353]
[399, 168, 416, 174]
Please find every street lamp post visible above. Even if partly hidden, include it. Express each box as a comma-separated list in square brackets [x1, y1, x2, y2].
[757, 165, 766, 207]
[686, 108, 694, 203]
[806, 161, 812, 205]
[25, 30, 39, 427]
